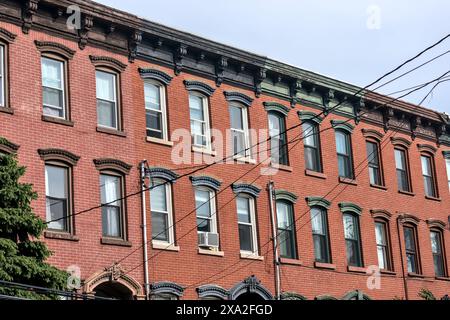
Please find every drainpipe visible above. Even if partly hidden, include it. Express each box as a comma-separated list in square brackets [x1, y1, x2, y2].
[140, 160, 150, 300]
[396, 214, 409, 300]
[268, 181, 281, 300]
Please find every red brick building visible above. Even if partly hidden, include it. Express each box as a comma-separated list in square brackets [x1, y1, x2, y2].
[0, 0, 449, 300]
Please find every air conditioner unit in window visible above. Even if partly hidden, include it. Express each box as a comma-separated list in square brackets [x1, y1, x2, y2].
[198, 232, 219, 249]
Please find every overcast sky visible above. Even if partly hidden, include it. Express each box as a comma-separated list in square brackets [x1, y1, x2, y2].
[96, 0, 450, 114]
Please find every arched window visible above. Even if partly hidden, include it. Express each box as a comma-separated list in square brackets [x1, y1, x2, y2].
[276, 200, 297, 259]
[236, 194, 258, 255]
[150, 178, 174, 245]
[310, 206, 331, 263]
[0, 27, 15, 111]
[150, 282, 183, 300]
[419, 151, 438, 199]
[268, 111, 289, 166]
[362, 129, 385, 187]
[403, 223, 421, 274]
[229, 102, 250, 158]
[392, 138, 412, 193]
[343, 212, 363, 267]
[374, 218, 393, 271]
[430, 229, 446, 277]
[335, 130, 354, 179]
[302, 121, 322, 173]
[444, 151, 450, 192]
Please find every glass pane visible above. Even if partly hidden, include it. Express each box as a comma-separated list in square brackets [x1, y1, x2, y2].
[302, 122, 316, 147]
[397, 170, 408, 191]
[446, 159, 450, 191]
[42, 58, 62, 89]
[102, 206, 120, 237]
[97, 100, 117, 128]
[189, 94, 204, 121]
[404, 227, 415, 251]
[375, 222, 386, 245]
[424, 176, 435, 197]
[377, 246, 386, 270]
[229, 105, 244, 130]
[338, 155, 351, 178]
[144, 83, 161, 110]
[195, 189, 211, 218]
[335, 131, 348, 155]
[394, 149, 406, 170]
[237, 197, 250, 223]
[96, 71, 115, 101]
[0, 46, 3, 106]
[150, 183, 167, 212]
[46, 197, 67, 231]
[232, 130, 246, 155]
[276, 201, 292, 230]
[311, 208, 325, 235]
[45, 165, 68, 198]
[406, 253, 416, 273]
[434, 255, 444, 277]
[279, 230, 295, 259]
[197, 218, 210, 233]
[430, 231, 441, 254]
[100, 175, 120, 206]
[313, 235, 328, 262]
[366, 142, 379, 165]
[146, 110, 162, 132]
[421, 156, 432, 176]
[346, 240, 361, 267]
[369, 167, 380, 185]
[343, 214, 357, 240]
[152, 211, 168, 241]
[268, 113, 281, 137]
[239, 224, 253, 252]
[43, 86, 63, 109]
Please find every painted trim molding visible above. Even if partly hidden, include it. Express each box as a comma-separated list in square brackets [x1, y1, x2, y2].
[89, 55, 127, 72]
[224, 91, 253, 107]
[0, 137, 19, 154]
[184, 80, 215, 96]
[231, 183, 261, 198]
[391, 137, 412, 149]
[147, 167, 179, 182]
[331, 120, 354, 133]
[93, 158, 132, 175]
[138, 68, 173, 85]
[0, 27, 17, 43]
[190, 176, 222, 191]
[229, 275, 273, 300]
[197, 285, 229, 300]
[38, 148, 80, 166]
[263, 102, 290, 116]
[306, 196, 331, 209]
[338, 202, 362, 215]
[275, 190, 298, 203]
[362, 128, 384, 141]
[150, 281, 184, 297]
[298, 110, 323, 124]
[370, 209, 392, 220]
[34, 40, 75, 59]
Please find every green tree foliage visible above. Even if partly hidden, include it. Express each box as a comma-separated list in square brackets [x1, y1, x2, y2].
[0, 152, 67, 299]
[418, 288, 436, 300]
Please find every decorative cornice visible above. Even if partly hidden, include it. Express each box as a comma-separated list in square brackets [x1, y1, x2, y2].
[138, 68, 173, 85]
[38, 148, 80, 166]
[89, 55, 127, 72]
[290, 79, 303, 108]
[390, 137, 412, 149]
[275, 190, 298, 203]
[305, 197, 331, 209]
[370, 209, 392, 221]
[443, 151, 450, 159]
[173, 44, 188, 76]
[78, 14, 94, 50]
[229, 275, 273, 300]
[263, 102, 290, 117]
[150, 281, 184, 297]
[417, 143, 437, 155]
[232, 183, 261, 198]
[22, 0, 40, 34]
[254, 68, 267, 97]
[280, 292, 307, 300]
[146, 167, 179, 182]
[338, 202, 362, 215]
[215, 56, 228, 87]
[426, 219, 447, 230]
[399, 213, 420, 226]
[224, 91, 254, 107]
[128, 29, 143, 63]
[196, 285, 229, 300]
[362, 128, 384, 141]
[0, 137, 20, 154]
[0, 27, 17, 43]
[298, 111, 323, 124]
[331, 120, 354, 133]
[93, 158, 132, 175]
[184, 80, 215, 96]
[34, 40, 75, 59]
[190, 176, 222, 191]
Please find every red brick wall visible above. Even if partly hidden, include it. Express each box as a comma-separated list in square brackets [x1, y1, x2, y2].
[0, 21, 449, 300]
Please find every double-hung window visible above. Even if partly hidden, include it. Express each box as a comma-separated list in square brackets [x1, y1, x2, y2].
[145, 81, 168, 140]
[100, 174, 123, 238]
[268, 112, 289, 166]
[404, 225, 420, 274]
[45, 164, 70, 231]
[335, 130, 354, 179]
[343, 213, 363, 267]
[150, 179, 174, 243]
[446, 157, 450, 192]
[395, 148, 411, 192]
[375, 220, 392, 270]
[195, 187, 218, 246]
[310, 207, 331, 263]
[229, 103, 250, 158]
[276, 200, 297, 259]
[430, 230, 446, 277]
[236, 195, 258, 254]
[366, 141, 383, 186]
[421, 155, 437, 198]
[303, 121, 322, 172]
[0, 44, 4, 107]
[96, 70, 118, 129]
[189, 93, 210, 149]
[41, 57, 66, 118]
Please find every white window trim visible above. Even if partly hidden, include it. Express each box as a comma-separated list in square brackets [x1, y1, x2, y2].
[196, 186, 218, 243]
[446, 158, 450, 192]
[145, 80, 168, 141]
[41, 56, 66, 119]
[230, 102, 251, 160]
[189, 92, 211, 150]
[96, 70, 118, 130]
[0, 44, 4, 107]
[151, 179, 174, 246]
[45, 163, 70, 232]
[237, 195, 258, 256]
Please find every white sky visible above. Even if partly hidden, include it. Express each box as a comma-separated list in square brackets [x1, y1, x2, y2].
[96, 0, 450, 114]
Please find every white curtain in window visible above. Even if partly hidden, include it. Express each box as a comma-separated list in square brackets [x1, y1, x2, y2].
[96, 71, 115, 101]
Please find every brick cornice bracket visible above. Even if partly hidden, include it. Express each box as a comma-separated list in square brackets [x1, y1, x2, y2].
[89, 55, 127, 72]
[215, 56, 228, 87]
[289, 79, 302, 108]
[34, 40, 75, 60]
[354, 98, 365, 125]
[173, 43, 188, 76]
[370, 209, 392, 220]
[224, 91, 253, 107]
[93, 158, 132, 175]
[383, 107, 394, 132]
[150, 282, 184, 297]
[0, 27, 17, 43]
[362, 128, 384, 141]
[254, 68, 266, 98]
[323, 89, 335, 115]
[263, 102, 290, 117]
[22, 0, 39, 34]
[38, 148, 80, 166]
[390, 136, 411, 149]
[417, 143, 437, 155]
[184, 80, 215, 97]
[78, 14, 94, 50]
[410, 115, 421, 141]
[128, 29, 143, 63]
[139, 68, 173, 85]
[426, 219, 447, 230]
[0, 137, 20, 154]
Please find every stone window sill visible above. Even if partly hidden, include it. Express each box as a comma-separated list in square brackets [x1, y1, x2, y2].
[339, 177, 357, 186]
[240, 252, 264, 261]
[270, 163, 293, 172]
[44, 231, 79, 242]
[192, 146, 217, 156]
[370, 184, 387, 191]
[407, 272, 425, 279]
[279, 258, 303, 266]
[100, 237, 132, 247]
[425, 195, 441, 202]
[398, 190, 415, 197]
[97, 126, 127, 137]
[233, 156, 256, 165]
[435, 276, 450, 282]
[0, 106, 13, 114]
[347, 266, 366, 273]
[146, 137, 174, 147]
[152, 241, 180, 252]
[198, 248, 224, 257]
[314, 262, 336, 270]
[305, 170, 327, 180]
[380, 269, 396, 276]
[42, 115, 74, 127]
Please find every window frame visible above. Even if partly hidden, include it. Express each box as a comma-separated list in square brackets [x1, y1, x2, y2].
[229, 102, 251, 159]
[335, 129, 354, 179]
[150, 178, 174, 245]
[45, 161, 73, 233]
[374, 219, 393, 271]
[195, 186, 218, 241]
[394, 147, 412, 193]
[189, 91, 212, 150]
[430, 229, 447, 278]
[95, 68, 121, 130]
[303, 121, 323, 173]
[276, 200, 298, 259]
[343, 212, 363, 267]
[144, 79, 169, 141]
[366, 139, 384, 186]
[310, 206, 331, 263]
[403, 224, 421, 274]
[420, 153, 438, 198]
[268, 111, 289, 166]
[100, 170, 126, 240]
[236, 194, 258, 255]
[0, 42, 5, 108]
[446, 157, 450, 192]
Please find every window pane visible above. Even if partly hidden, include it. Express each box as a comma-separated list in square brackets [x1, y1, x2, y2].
[150, 183, 167, 212]
[343, 214, 358, 240]
[346, 240, 362, 267]
[406, 253, 416, 273]
[311, 208, 325, 235]
[43, 87, 63, 109]
[394, 149, 406, 170]
[232, 130, 246, 155]
[276, 201, 291, 230]
[97, 100, 117, 128]
[0, 45, 3, 106]
[96, 71, 115, 101]
[152, 211, 168, 241]
[302, 122, 316, 147]
[229, 105, 244, 130]
[269, 112, 288, 165]
[446, 159, 450, 191]
[239, 224, 253, 252]
[237, 197, 250, 223]
[146, 110, 162, 137]
[197, 218, 210, 233]
[404, 227, 415, 251]
[335, 131, 348, 155]
[421, 156, 432, 176]
[377, 246, 386, 270]
[375, 222, 386, 245]
[42, 58, 62, 89]
[279, 229, 295, 259]
[102, 206, 120, 237]
[100, 175, 120, 206]
[45, 165, 68, 199]
[366, 142, 379, 165]
[430, 231, 441, 254]
[144, 83, 161, 110]
[195, 189, 211, 218]
[313, 234, 328, 262]
[46, 197, 67, 231]
[189, 95, 204, 121]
